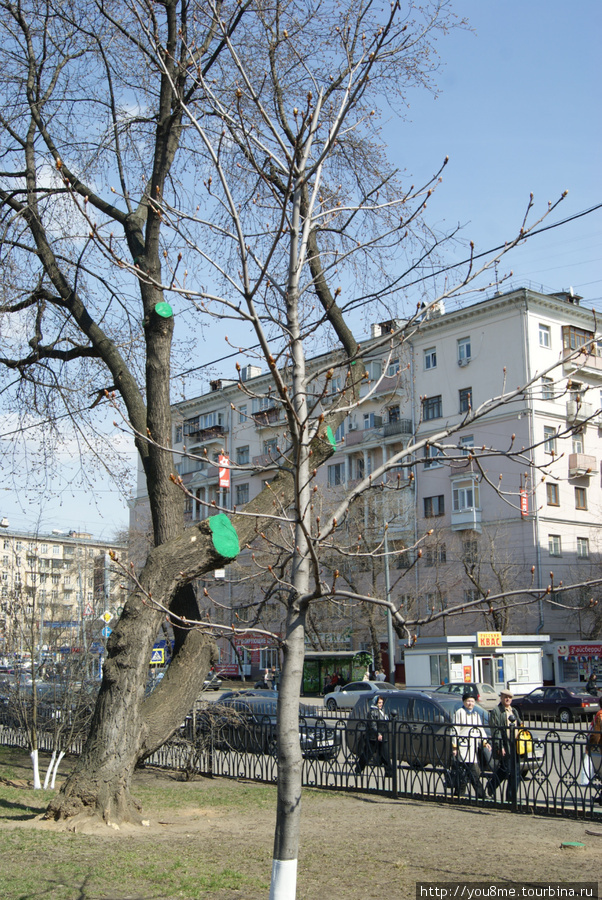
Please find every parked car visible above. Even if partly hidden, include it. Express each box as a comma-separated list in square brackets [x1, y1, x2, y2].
[429, 682, 501, 710]
[200, 696, 341, 760]
[218, 689, 279, 701]
[346, 690, 543, 775]
[203, 672, 223, 691]
[512, 686, 600, 723]
[324, 680, 397, 711]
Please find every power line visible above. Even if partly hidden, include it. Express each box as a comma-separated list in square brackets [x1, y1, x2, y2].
[171, 200, 602, 380]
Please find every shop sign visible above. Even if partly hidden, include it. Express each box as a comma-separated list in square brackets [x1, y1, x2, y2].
[476, 631, 502, 648]
[557, 643, 602, 658]
[463, 665, 472, 682]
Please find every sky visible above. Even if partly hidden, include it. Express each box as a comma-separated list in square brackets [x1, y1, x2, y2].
[1, 0, 600, 540]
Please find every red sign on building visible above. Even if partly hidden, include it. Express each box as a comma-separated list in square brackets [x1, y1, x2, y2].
[520, 489, 528, 517]
[218, 453, 230, 488]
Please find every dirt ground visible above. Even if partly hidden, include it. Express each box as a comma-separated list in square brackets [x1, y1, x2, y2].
[6, 763, 602, 900]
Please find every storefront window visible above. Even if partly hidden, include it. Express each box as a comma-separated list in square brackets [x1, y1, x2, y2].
[429, 653, 449, 685]
[495, 657, 504, 685]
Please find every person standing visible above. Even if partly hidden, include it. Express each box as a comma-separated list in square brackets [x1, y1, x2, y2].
[451, 691, 490, 800]
[587, 672, 598, 696]
[488, 688, 522, 802]
[355, 695, 392, 777]
[264, 667, 273, 690]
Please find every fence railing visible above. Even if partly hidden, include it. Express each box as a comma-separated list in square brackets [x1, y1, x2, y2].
[2, 704, 601, 822]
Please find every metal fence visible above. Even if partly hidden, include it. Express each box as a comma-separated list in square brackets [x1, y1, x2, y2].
[144, 705, 602, 822]
[1, 703, 601, 822]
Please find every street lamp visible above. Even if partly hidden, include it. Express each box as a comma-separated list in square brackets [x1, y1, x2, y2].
[0, 518, 9, 528]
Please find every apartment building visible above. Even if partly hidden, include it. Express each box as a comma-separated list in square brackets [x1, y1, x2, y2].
[0, 528, 128, 657]
[131, 286, 602, 652]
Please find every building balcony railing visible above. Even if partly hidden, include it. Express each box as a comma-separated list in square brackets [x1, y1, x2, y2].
[568, 453, 597, 478]
[450, 507, 482, 532]
[252, 453, 280, 468]
[383, 419, 413, 437]
[252, 407, 280, 428]
[566, 399, 594, 423]
[184, 424, 228, 443]
[345, 418, 413, 447]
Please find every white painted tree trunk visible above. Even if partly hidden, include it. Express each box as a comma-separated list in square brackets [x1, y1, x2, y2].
[30, 748, 41, 790]
[43, 751, 57, 790]
[48, 751, 65, 789]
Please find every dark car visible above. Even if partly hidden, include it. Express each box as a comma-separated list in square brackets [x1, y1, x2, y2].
[201, 696, 341, 760]
[512, 686, 599, 723]
[218, 689, 279, 701]
[203, 672, 223, 691]
[346, 690, 543, 775]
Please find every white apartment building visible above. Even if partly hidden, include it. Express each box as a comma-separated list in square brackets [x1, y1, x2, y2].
[131, 287, 602, 645]
[0, 528, 128, 658]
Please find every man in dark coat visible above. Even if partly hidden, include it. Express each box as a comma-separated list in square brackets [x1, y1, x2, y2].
[488, 688, 522, 802]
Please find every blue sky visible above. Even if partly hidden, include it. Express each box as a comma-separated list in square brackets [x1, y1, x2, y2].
[392, 0, 601, 305]
[3, 0, 600, 539]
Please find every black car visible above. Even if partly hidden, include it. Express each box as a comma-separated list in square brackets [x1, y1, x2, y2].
[346, 690, 543, 774]
[512, 686, 599, 723]
[200, 696, 341, 760]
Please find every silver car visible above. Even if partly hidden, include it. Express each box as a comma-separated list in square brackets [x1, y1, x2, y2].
[324, 680, 397, 711]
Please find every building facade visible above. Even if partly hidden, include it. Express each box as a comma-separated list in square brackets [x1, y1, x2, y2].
[0, 528, 128, 661]
[131, 286, 602, 664]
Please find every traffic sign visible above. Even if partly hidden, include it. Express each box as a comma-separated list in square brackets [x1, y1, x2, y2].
[150, 648, 165, 665]
[101, 626, 112, 638]
[100, 611, 113, 623]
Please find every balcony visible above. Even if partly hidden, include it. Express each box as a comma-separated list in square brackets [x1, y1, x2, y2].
[383, 418, 413, 437]
[566, 399, 594, 424]
[252, 407, 280, 428]
[252, 453, 280, 468]
[568, 453, 597, 478]
[184, 424, 227, 444]
[451, 507, 482, 532]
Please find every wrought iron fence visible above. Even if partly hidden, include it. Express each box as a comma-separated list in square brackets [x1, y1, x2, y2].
[144, 707, 602, 821]
[1, 699, 601, 822]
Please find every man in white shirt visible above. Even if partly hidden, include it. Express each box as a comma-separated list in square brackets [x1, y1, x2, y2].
[451, 691, 490, 800]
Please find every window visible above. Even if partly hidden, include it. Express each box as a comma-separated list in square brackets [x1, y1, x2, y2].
[572, 432, 584, 454]
[575, 487, 587, 510]
[235, 483, 249, 506]
[335, 421, 345, 442]
[577, 537, 590, 559]
[15, 541, 22, 551]
[328, 463, 345, 487]
[546, 483, 560, 506]
[386, 358, 400, 377]
[3, 540, 8, 549]
[459, 435, 474, 456]
[424, 347, 437, 370]
[52, 574, 60, 585]
[459, 387, 472, 413]
[541, 377, 554, 400]
[239, 405, 248, 423]
[457, 337, 471, 363]
[174, 424, 183, 443]
[63, 575, 71, 586]
[423, 395, 442, 420]
[2, 556, 7, 567]
[424, 495, 445, 517]
[539, 324, 551, 348]
[548, 534, 562, 556]
[41, 544, 47, 554]
[453, 479, 479, 512]
[429, 653, 449, 686]
[264, 437, 278, 456]
[236, 445, 249, 465]
[462, 539, 478, 565]
[425, 544, 446, 567]
[424, 444, 443, 468]
[464, 589, 479, 603]
[53, 546, 60, 555]
[543, 426, 557, 454]
[387, 405, 400, 424]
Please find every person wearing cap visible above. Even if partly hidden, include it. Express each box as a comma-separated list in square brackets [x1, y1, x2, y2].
[451, 691, 490, 799]
[488, 688, 522, 801]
